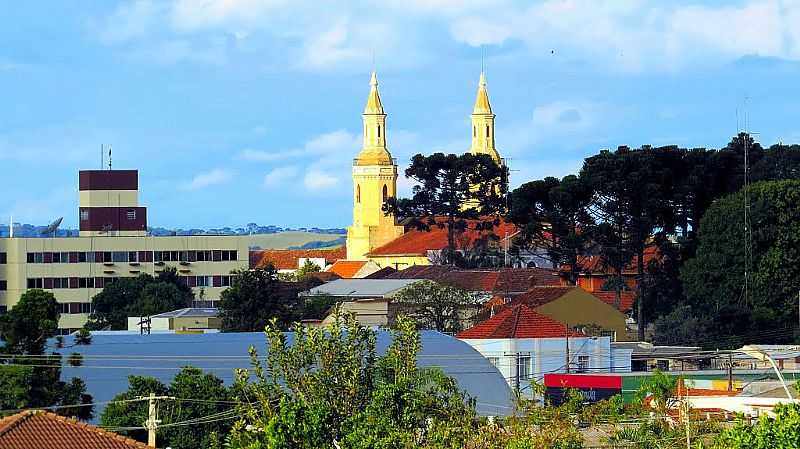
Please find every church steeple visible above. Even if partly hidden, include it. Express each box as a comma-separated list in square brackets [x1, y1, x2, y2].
[469, 71, 501, 162]
[356, 71, 392, 166]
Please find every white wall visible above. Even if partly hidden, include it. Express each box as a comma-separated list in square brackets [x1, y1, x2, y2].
[460, 336, 631, 398]
[127, 316, 170, 332]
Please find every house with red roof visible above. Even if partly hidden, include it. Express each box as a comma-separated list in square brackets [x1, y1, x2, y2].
[0, 410, 151, 449]
[249, 246, 346, 274]
[457, 303, 633, 398]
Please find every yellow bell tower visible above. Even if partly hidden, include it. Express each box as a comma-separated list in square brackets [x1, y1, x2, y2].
[346, 72, 404, 261]
[469, 72, 501, 162]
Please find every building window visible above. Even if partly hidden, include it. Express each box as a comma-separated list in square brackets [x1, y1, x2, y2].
[0, 280, 6, 291]
[127, 209, 136, 220]
[80, 210, 89, 221]
[27, 278, 43, 289]
[473, 126, 476, 137]
[382, 184, 388, 201]
[377, 125, 381, 138]
[518, 355, 532, 380]
[486, 125, 490, 137]
[0, 305, 6, 314]
[487, 357, 500, 369]
[112, 251, 128, 263]
[576, 355, 590, 373]
[356, 185, 361, 203]
[0, 252, 6, 264]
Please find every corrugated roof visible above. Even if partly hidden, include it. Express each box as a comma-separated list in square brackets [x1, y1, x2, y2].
[458, 304, 585, 339]
[58, 330, 514, 417]
[250, 247, 346, 270]
[0, 411, 150, 449]
[301, 278, 421, 297]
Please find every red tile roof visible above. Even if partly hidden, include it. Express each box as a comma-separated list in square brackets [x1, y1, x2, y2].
[367, 219, 518, 256]
[327, 260, 367, 278]
[0, 410, 150, 449]
[590, 290, 636, 313]
[510, 286, 575, 308]
[250, 246, 346, 270]
[458, 304, 585, 339]
[576, 245, 661, 275]
[385, 265, 563, 293]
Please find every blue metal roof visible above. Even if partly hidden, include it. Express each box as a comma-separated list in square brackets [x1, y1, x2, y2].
[59, 330, 513, 418]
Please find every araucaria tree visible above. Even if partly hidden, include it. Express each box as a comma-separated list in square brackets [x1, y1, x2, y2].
[509, 174, 594, 282]
[385, 152, 508, 265]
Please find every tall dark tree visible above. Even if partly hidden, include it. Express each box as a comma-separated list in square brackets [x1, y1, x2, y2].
[581, 146, 678, 341]
[385, 152, 508, 265]
[509, 174, 594, 283]
[0, 289, 93, 419]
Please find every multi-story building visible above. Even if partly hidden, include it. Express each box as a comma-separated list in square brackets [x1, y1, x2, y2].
[0, 169, 250, 332]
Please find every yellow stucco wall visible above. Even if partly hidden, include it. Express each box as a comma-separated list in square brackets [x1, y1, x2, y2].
[366, 254, 430, 270]
[533, 288, 631, 341]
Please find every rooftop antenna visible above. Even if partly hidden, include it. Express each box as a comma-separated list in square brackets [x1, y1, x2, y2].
[108, 144, 112, 170]
[9, 215, 12, 238]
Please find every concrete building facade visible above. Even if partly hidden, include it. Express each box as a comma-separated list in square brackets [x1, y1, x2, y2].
[0, 170, 250, 332]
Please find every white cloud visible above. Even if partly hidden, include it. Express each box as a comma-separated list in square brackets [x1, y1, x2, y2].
[262, 166, 298, 187]
[91, 0, 800, 72]
[180, 168, 235, 191]
[303, 169, 339, 191]
[237, 148, 305, 162]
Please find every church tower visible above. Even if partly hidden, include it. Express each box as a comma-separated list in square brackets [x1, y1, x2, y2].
[346, 72, 404, 260]
[469, 72, 501, 162]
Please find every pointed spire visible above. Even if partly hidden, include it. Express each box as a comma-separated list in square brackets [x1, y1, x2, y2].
[364, 71, 384, 114]
[473, 71, 492, 115]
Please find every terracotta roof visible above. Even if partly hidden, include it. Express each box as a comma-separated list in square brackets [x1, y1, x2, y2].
[326, 260, 367, 279]
[305, 271, 341, 282]
[590, 290, 636, 313]
[385, 265, 563, 292]
[458, 304, 585, 339]
[367, 220, 517, 256]
[510, 286, 575, 308]
[0, 410, 150, 449]
[576, 245, 661, 275]
[250, 246, 346, 270]
[364, 266, 397, 279]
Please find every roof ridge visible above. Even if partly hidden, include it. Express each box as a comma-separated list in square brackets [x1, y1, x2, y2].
[0, 409, 36, 436]
[0, 411, 152, 449]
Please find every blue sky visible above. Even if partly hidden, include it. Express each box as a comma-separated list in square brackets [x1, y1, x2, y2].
[2, 0, 800, 229]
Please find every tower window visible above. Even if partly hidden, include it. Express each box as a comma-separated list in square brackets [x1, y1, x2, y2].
[486, 125, 490, 137]
[377, 125, 381, 138]
[382, 184, 388, 201]
[473, 126, 476, 137]
[356, 185, 361, 203]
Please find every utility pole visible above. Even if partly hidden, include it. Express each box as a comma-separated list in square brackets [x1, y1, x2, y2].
[565, 322, 570, 374]
[727, 352, 734, 392]
[142, 393, 172, 448]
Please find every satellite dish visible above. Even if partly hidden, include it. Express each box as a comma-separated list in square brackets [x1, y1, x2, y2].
[41, 217, 63, 236]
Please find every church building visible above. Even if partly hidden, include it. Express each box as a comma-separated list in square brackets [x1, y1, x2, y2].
[344, 71, 509, 269]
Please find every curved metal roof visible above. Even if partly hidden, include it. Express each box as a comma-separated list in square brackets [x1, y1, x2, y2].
[59, 330, 513, 418]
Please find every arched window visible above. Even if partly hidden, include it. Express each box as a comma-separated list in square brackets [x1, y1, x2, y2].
[473, 126, 476, 137]
[356, 185, 361, 203]
[486, 125, 490, 137]
[382, 184, 388, 201]
[377, 125, 381, 138]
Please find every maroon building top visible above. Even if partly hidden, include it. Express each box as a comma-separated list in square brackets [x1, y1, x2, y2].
[79, 207, 147, 232]
[79, 170, 138, 191]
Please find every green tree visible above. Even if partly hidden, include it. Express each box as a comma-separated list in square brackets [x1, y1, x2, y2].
[509, 175, 594, 283]
[581, 146, 679, 341]
[296, 259, 322, 279]
[0, 289, 93, 419]
[385, 152, 508, 266]
[218, 264, 300, 331]
[715, 402, 800, 448]
[679, 180, 800, 347]
[225, 312, 476, 449]
[87, 268, 193, 330]
[392, 280, 481, 333]
[102, 367, 233, 449]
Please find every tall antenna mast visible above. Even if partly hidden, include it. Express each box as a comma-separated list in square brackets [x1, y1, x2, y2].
[742, 96, 752, 307]
[108, 145, 112, 170]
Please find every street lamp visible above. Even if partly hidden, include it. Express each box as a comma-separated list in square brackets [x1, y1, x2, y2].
[739, 345, 794, 401]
